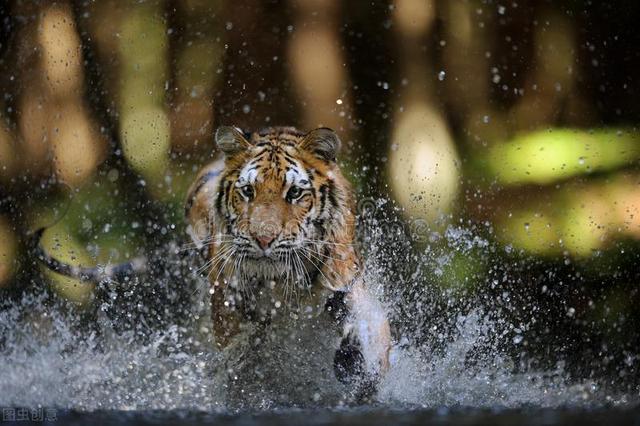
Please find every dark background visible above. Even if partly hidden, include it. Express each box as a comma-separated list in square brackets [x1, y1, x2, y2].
[0, 0, 638, 393]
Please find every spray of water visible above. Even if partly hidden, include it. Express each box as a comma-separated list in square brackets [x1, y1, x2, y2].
[0, 198, 632, 410]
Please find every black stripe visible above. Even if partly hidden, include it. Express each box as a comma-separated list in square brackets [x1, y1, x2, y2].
[253, 151, 269, 161]
[184, 169, 221, 215]
[305, 168, 315, 182]
[319, 184, 329, 212]
[215, 177, 229, 215]
[313, 218, 326, 238]
[224, 179, 233, 214]
[283, 156, 297, 166]
[326, 180, 338, 209]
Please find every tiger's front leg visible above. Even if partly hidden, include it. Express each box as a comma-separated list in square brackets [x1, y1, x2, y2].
[210, 286, 243, 349]
[331, 279, 391, 400]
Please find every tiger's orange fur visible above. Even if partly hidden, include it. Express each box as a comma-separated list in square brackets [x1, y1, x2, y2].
[186, 126, 390, 393]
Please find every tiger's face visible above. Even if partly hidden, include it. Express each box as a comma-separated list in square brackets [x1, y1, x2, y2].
[213, 126, 354, 280]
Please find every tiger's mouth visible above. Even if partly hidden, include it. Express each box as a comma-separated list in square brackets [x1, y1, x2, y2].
[227, 240, 318, 281]
[234, 252, 314, 284]
[230, 236, 303, 259]
[235, 245, 297, 261]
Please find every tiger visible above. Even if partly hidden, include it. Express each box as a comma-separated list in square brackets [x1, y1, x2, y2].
[185, 126, 391, 396]
[32, 125, 391, 399]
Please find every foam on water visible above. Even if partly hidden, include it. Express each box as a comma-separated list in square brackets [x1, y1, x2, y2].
[0, 204, 632, 411]
[0, 294, 608, 410]
[379, 312, 594, 408]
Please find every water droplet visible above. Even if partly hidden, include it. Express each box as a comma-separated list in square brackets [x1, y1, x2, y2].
[107, 168, 119, 182]
[438, 71, 446, 81]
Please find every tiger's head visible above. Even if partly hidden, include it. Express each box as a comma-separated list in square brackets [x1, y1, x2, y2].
[209, 126, 358, 287]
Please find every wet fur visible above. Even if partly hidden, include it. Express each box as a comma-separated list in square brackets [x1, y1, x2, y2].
[186, 126, 391, 397]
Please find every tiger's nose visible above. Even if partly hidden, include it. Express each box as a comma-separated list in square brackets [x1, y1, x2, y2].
[255, 235, 275, 250]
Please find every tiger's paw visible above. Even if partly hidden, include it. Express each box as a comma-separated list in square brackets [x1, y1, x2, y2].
[333, 333, 380, 403]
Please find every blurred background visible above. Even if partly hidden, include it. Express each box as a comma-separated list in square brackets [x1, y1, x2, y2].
[0, 0, 639, 385]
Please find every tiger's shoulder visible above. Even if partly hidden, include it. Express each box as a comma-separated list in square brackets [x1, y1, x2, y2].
[184, 157, 225, 249]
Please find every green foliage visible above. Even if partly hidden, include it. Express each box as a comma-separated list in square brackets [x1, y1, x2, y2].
[481, 128, 640, 185]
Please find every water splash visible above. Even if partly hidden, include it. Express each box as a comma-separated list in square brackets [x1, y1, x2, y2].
[0, 203, 635, 410]
[379, 311, 594, 408]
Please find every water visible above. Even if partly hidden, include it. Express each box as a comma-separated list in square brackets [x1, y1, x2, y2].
[0, 200, 638, 421]
[0, 299, 607, 410]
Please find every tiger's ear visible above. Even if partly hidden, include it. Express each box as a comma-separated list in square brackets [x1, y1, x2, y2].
[300, 127, 341, 162]
[215, 126, 251, 156]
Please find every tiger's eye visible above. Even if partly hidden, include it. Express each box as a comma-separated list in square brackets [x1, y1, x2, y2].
[286, 185, 303, 201]
[241, 185, 254, 199]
